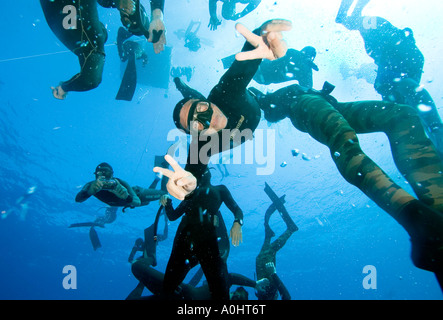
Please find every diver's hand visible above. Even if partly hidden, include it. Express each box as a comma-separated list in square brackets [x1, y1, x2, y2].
[110, 181, 130, 199]
[235, 19, 292, 61]
[208, 17, 221, 30]
[88, 178, 104, 195]
[153, 155, 197, 200]
[265, 262, 277, 275]
[230, 222, 243, 247]
[148, 9, 166, 54]
[159, 194, 170, 206]
[51, 85, 67, 100]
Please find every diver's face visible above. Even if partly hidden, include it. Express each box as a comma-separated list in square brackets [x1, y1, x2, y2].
[179, 99, 227, 135]
[95, 168, 113, 180]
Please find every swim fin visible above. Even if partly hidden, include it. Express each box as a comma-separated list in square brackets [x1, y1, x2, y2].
[116, 53, 137, 101]
[68, 222, 105, 228]
[89, 226, 102, 251]
[264, 182, 298, 232]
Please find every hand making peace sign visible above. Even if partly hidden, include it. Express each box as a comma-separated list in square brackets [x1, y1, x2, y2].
[153, 155, 197, 200]
[235, 19, 292, 62]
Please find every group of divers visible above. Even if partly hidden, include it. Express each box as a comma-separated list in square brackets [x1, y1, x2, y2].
[38, 0, 443, 299]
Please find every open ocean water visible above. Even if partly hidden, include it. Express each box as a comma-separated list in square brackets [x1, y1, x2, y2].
[0, 0, 442, 302]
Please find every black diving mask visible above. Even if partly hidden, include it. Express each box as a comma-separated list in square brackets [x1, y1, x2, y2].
[187, 99, 214, 131]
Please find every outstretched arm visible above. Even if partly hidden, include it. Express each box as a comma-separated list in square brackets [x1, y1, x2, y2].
[75, 182, 94, 203]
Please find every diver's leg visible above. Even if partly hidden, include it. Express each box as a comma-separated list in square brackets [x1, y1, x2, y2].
[334, 99, 443, 275]
[125, 281, 145, 300]
[270, 228, 295, 253]
[131, 258, 164, 295]
[290, 94, 417, 218]
[61, 50, 105, 92]
[250, 85, 304, 123]
[393, 78, 443, 153]
[335, 0, 354, 23]
[163, 231, 193, 298]
[335, 100, 443, 210]
[195, 228, 230, 300]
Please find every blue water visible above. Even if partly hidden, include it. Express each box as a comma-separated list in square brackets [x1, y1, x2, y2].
[1, 0, 442, 300]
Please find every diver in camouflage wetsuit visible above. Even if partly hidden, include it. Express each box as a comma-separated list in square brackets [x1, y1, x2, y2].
[250, 83, 443, 288]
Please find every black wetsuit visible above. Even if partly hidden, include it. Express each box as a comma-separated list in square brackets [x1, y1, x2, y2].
[342, 14, 443, 148]
[162, 184, 244, 300]
[40, 0, 109, 93]
[75, 177, 139, 207]
[175, 29, 263, 184]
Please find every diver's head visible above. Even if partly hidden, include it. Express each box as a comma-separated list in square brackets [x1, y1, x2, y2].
[221, 2, 236, 20]
[301, 46, 316, 61]
[95, 162, 114, 179]
[173, 98, 227, 135]
[230, 286, 248, 300]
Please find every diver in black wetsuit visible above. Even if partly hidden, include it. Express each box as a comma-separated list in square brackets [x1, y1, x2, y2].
[106, 0, 167, 53]
[70, 162, 167, 249]
[249, 77, 443, 287]
[153, 19, 292, 200]
[40, 0, 109, 99]
[161, 169, 244, 300]
[74, 162, 142, 209]
[39, 0, 165, 99]
[128, 265, 257, 300]
[255, 183, 298, 300]
[335, 0, 443, 151]
[126, 203, 169, 299]
[221, 46, 318, 88]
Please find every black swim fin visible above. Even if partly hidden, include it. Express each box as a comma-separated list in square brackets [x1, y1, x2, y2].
[69, 222, 105, 228]
[89, 227, 102, 251]
[264, 182, 298, 232]
[116, 53, 137, 101]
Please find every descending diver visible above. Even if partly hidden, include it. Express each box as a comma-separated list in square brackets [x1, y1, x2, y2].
[39, 0, 165, 99]
[255, 183, 298, 300]
[221, 46, 318, 88]
[153, 19, 292, 200]
[71, 161, 167, 250]
[249, 75, 443, 289]
[126, 202, 169, 299]
[335, 0, 443, 151]
[1, 186, 37, 221]
[160, 168, 243, 300]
